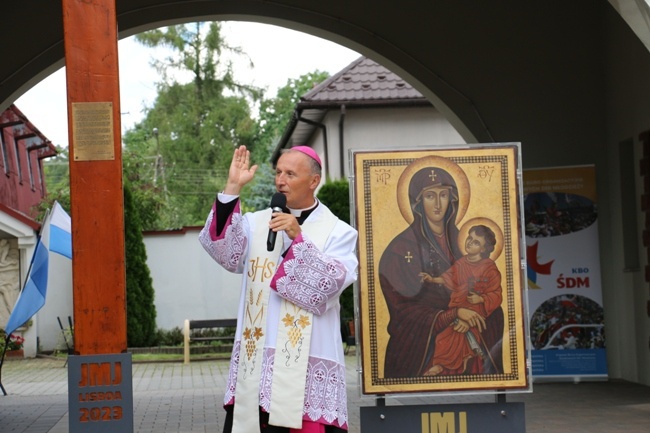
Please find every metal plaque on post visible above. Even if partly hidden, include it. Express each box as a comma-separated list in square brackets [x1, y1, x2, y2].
[71, 101, 115, 161]
[68, 353, 133, 433]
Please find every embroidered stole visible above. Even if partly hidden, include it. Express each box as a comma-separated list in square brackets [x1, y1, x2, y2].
[232, 207, 338, 432]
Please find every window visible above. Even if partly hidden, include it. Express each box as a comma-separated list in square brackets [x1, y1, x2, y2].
[14, 137, 22, 183]
[37, 159, 45, 196]
[0, 129, 9, 175]
[27, 145, 35, 189]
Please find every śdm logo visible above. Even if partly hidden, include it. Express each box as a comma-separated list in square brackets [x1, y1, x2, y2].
[527, 242, 554, 289]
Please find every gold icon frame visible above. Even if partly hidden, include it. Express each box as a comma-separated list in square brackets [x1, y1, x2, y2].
[351, 144, 530, 394]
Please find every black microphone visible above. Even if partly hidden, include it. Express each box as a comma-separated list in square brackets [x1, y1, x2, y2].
[267, 192, 287, 251]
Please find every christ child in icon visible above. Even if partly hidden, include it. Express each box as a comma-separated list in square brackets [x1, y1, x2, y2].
[420, 224, 502, 376]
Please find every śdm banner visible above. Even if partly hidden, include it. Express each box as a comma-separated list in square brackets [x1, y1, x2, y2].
[523, 165, 608, 380]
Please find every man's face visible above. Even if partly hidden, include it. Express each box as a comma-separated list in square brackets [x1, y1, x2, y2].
[421, 186, 451, 225]
[275, 151, 320, 209]
[465, 230, 487, 256]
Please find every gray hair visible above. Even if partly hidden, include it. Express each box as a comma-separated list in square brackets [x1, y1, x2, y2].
[280, 148, 322, 176]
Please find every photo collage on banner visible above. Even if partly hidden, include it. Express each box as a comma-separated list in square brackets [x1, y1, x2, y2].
[352, 144, 530, 395]
[523, 165, 608, 380]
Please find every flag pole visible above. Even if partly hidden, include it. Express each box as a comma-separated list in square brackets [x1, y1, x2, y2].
[19, 207, 50, 281]
[15, 208, 50, 294]
[0, 335, 11, 395]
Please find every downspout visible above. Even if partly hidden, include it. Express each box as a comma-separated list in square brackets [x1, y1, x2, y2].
[338, 105, 346, 179]
[297, 116, 329, 181]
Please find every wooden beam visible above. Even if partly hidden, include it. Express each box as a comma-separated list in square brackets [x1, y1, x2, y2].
[62, 0, 126, 355]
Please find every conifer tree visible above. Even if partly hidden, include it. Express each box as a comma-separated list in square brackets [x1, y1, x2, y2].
[124, 182, 157, 347]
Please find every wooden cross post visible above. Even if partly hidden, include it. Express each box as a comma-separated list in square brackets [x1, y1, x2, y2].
[62, 0, 127, 355]
[61, 3, 134, 429]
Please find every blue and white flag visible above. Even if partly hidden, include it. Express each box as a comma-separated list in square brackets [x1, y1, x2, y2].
[4, 202, 72, 335]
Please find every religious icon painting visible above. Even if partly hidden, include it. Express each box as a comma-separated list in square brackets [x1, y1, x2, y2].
[350, 144, 531, 394]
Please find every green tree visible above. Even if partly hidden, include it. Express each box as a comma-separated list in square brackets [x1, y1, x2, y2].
[124, 22, 261, 228]
[255, 71, 329, 162]
[241, 71, 330, 211]
[242, 162, 276, 212]
[124, 182, 157, 347]
[122, 127, 166, 230]
[35, 147, 70, 219]
[316, 178, 351, 224]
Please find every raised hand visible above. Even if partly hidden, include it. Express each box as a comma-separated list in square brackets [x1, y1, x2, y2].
[224, 146, 258, 195]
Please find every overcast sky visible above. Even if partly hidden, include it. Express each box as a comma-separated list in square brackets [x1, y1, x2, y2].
[15, 21, 361, 148]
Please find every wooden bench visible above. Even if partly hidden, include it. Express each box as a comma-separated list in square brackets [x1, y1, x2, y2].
[183, 318, 237, 364]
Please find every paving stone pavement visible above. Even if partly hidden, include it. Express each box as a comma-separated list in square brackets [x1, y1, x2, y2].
[2, 355, 650, 432]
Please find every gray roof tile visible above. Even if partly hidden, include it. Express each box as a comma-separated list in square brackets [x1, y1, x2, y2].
[302, 56, 425, 103]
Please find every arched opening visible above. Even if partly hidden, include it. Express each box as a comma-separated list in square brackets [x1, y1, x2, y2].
[2, 0, 650, 389]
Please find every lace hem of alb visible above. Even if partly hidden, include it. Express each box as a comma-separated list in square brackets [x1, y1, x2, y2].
[224, 342, 348, 427]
